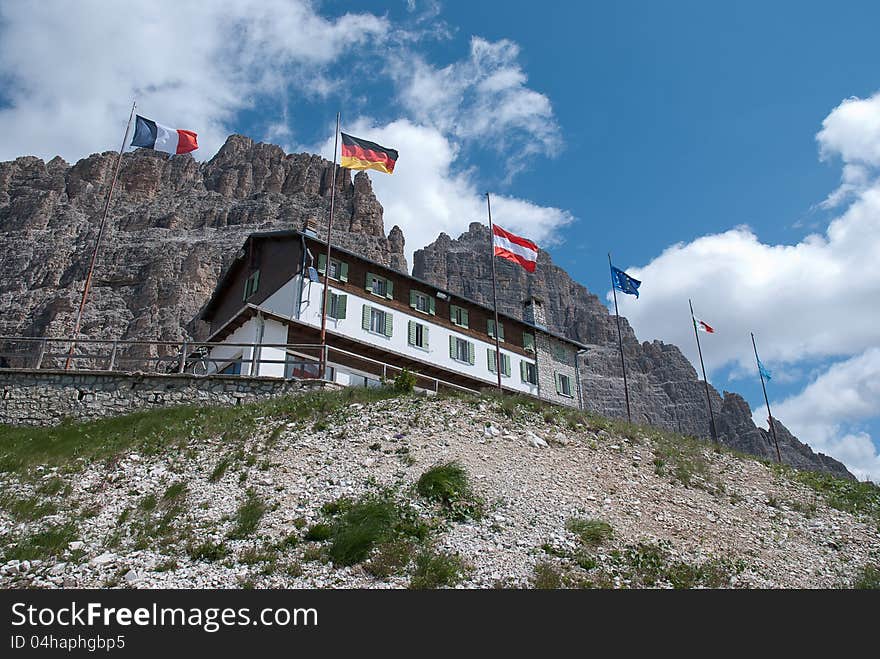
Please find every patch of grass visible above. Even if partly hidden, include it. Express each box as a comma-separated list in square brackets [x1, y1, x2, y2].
[162, 481, 187, 501]
[36, 476, 69, 497]
[139, 494, 157, 512]
[532, 561, 564, 589]
[652, 431, 710, 488]
[304, 523, 333, 542]
[208, 456, 232, 483]
[365, 540, 415, 579]
[566, 518, 613, 547]
[607, 541, 743, 589]
[416, 462, 483, 521]
[228, 490, 266, 539]
[409, 548, 465, 589]
[0, 493, 58, 522]
[0, 386, 401, 476]
[850, 564, 880, 589]
[794, 470, 880, 526]
[2, 522, 77, 561]
[154, 559, 178, 572]
[329, 498, 398, 566]
[239, 545, 278, 568]
[188, 540, 228, 562]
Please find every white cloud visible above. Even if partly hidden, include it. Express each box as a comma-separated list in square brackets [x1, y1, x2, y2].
[766, 348, 880, 482]
[388, 36, 561, 177]
[0, 0, 388, 162]
[817, 91, 880, 207]
[316, 118, 574, 266]
[611, 91, 880, 481]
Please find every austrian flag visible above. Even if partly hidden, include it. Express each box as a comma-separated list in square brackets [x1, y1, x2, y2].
[492, 224, 538, 272]
[695, 318, 715, 333]
[131, 115, 198, 155]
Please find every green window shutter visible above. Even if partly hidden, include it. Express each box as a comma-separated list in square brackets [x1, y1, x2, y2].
[252, 270, 259, 295]
[488, 319, 494, 337]
[423, 325, 429, 349]
[384, 311, 393, 337]
[323, 293, 331, 314]
[410, 290, 417, 309]
[337, 295, 347, 319]
[555, 372, 561, 394]
[365, 272, 374, 291]
[449, 335, 455, 358]
[520, 360, 528, 382]
[317, 253, 327, 274]
[487, 348, 496, 372]
[385, 278, 394, 300]
[362, 305, 371, 331]
[461, 308, 469, 328]
[524, 333, 535, 352]
[408, 320, 416, 346]
[498, 322, 504, 342]
[428, 296, 436, 315]
[450, 305, 458, 324]
[467, 341, 475, 365]
[502, 354, 511, 377]
[339, 262, 349, 282]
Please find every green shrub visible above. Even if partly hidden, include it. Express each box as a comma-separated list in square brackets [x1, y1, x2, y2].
[392, 368, 418, 394]
[566, 518, 613, 547]
[188, 540, 228, 562]
[532, 561, 564, 589]
[329, 499, 398, 566]
[2, 522, 77, 562]
[366, 540, 415, 579]
[208, 456, 232, 483]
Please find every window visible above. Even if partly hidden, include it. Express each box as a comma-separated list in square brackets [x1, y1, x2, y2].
[487, 319, 505, 342]
[366, 272, 393, 299]
[317, 254, 349, 282]
[362, 305, 392, 337]
[520, 361, 538, 385]
[553, 343, 570, 365]
[243, 270, 260, 301]
[450, 304, 469, 328]
[325, 292, 347, 320]
[523, 332, 536, 353]
[555, 372, 573, 397]
[408, 320, 429, 349]
[487, 349, 511, 377]
[410, 290, 435, 315]
[449, 336, 474, 364]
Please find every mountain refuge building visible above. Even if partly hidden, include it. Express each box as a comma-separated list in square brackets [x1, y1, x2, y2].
[198, 229, 586, 408]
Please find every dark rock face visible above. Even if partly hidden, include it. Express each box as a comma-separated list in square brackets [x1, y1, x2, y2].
[413, 223, 854, 479]
[0, 135, 407, 344]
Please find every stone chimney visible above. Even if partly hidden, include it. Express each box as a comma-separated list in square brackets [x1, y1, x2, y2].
[523, 296, 547, 328]
[303, 217, 319, 237]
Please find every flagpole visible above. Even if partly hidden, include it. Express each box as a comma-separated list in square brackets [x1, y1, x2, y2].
[608, 253, 632, 424]
[65, 101, 137, 370]
[319, 112, 340, 380]
[752, 332, 782, 464]
[485, 193, 503, 392]
[689, 298, 718, 444]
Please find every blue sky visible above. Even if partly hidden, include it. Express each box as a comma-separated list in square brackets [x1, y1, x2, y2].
[1, 1, 878, 480]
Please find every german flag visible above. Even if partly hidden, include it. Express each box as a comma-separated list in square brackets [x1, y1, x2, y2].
[340, 132, 398, 174]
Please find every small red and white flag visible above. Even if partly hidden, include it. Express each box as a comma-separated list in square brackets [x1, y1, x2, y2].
[492, 224, 538, 272]
[694, 317, 715, 333]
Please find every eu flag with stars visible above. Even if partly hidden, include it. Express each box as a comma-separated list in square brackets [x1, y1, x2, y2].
[758, 359, 772, 381]
[611, 265, 641, 298]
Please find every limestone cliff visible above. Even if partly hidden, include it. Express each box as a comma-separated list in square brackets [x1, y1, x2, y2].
[413, 223, 853, 479]
[0, 135, 407, 343]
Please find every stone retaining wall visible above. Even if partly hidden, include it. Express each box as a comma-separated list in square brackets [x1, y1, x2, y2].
[0, 369, 338, 427]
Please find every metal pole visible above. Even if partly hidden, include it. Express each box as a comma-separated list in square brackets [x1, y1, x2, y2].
[485, 193, 503, 392]
[752, 332, 782, 463]
[66, 101, 137, 370]
[319, 112, 340, 380]
[689, 299, 718, 444]
[608, 253, 632, 424]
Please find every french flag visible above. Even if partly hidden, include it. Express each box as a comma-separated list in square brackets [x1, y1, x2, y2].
[493, 224, 539, 272]
[130, 115, 198, 155]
